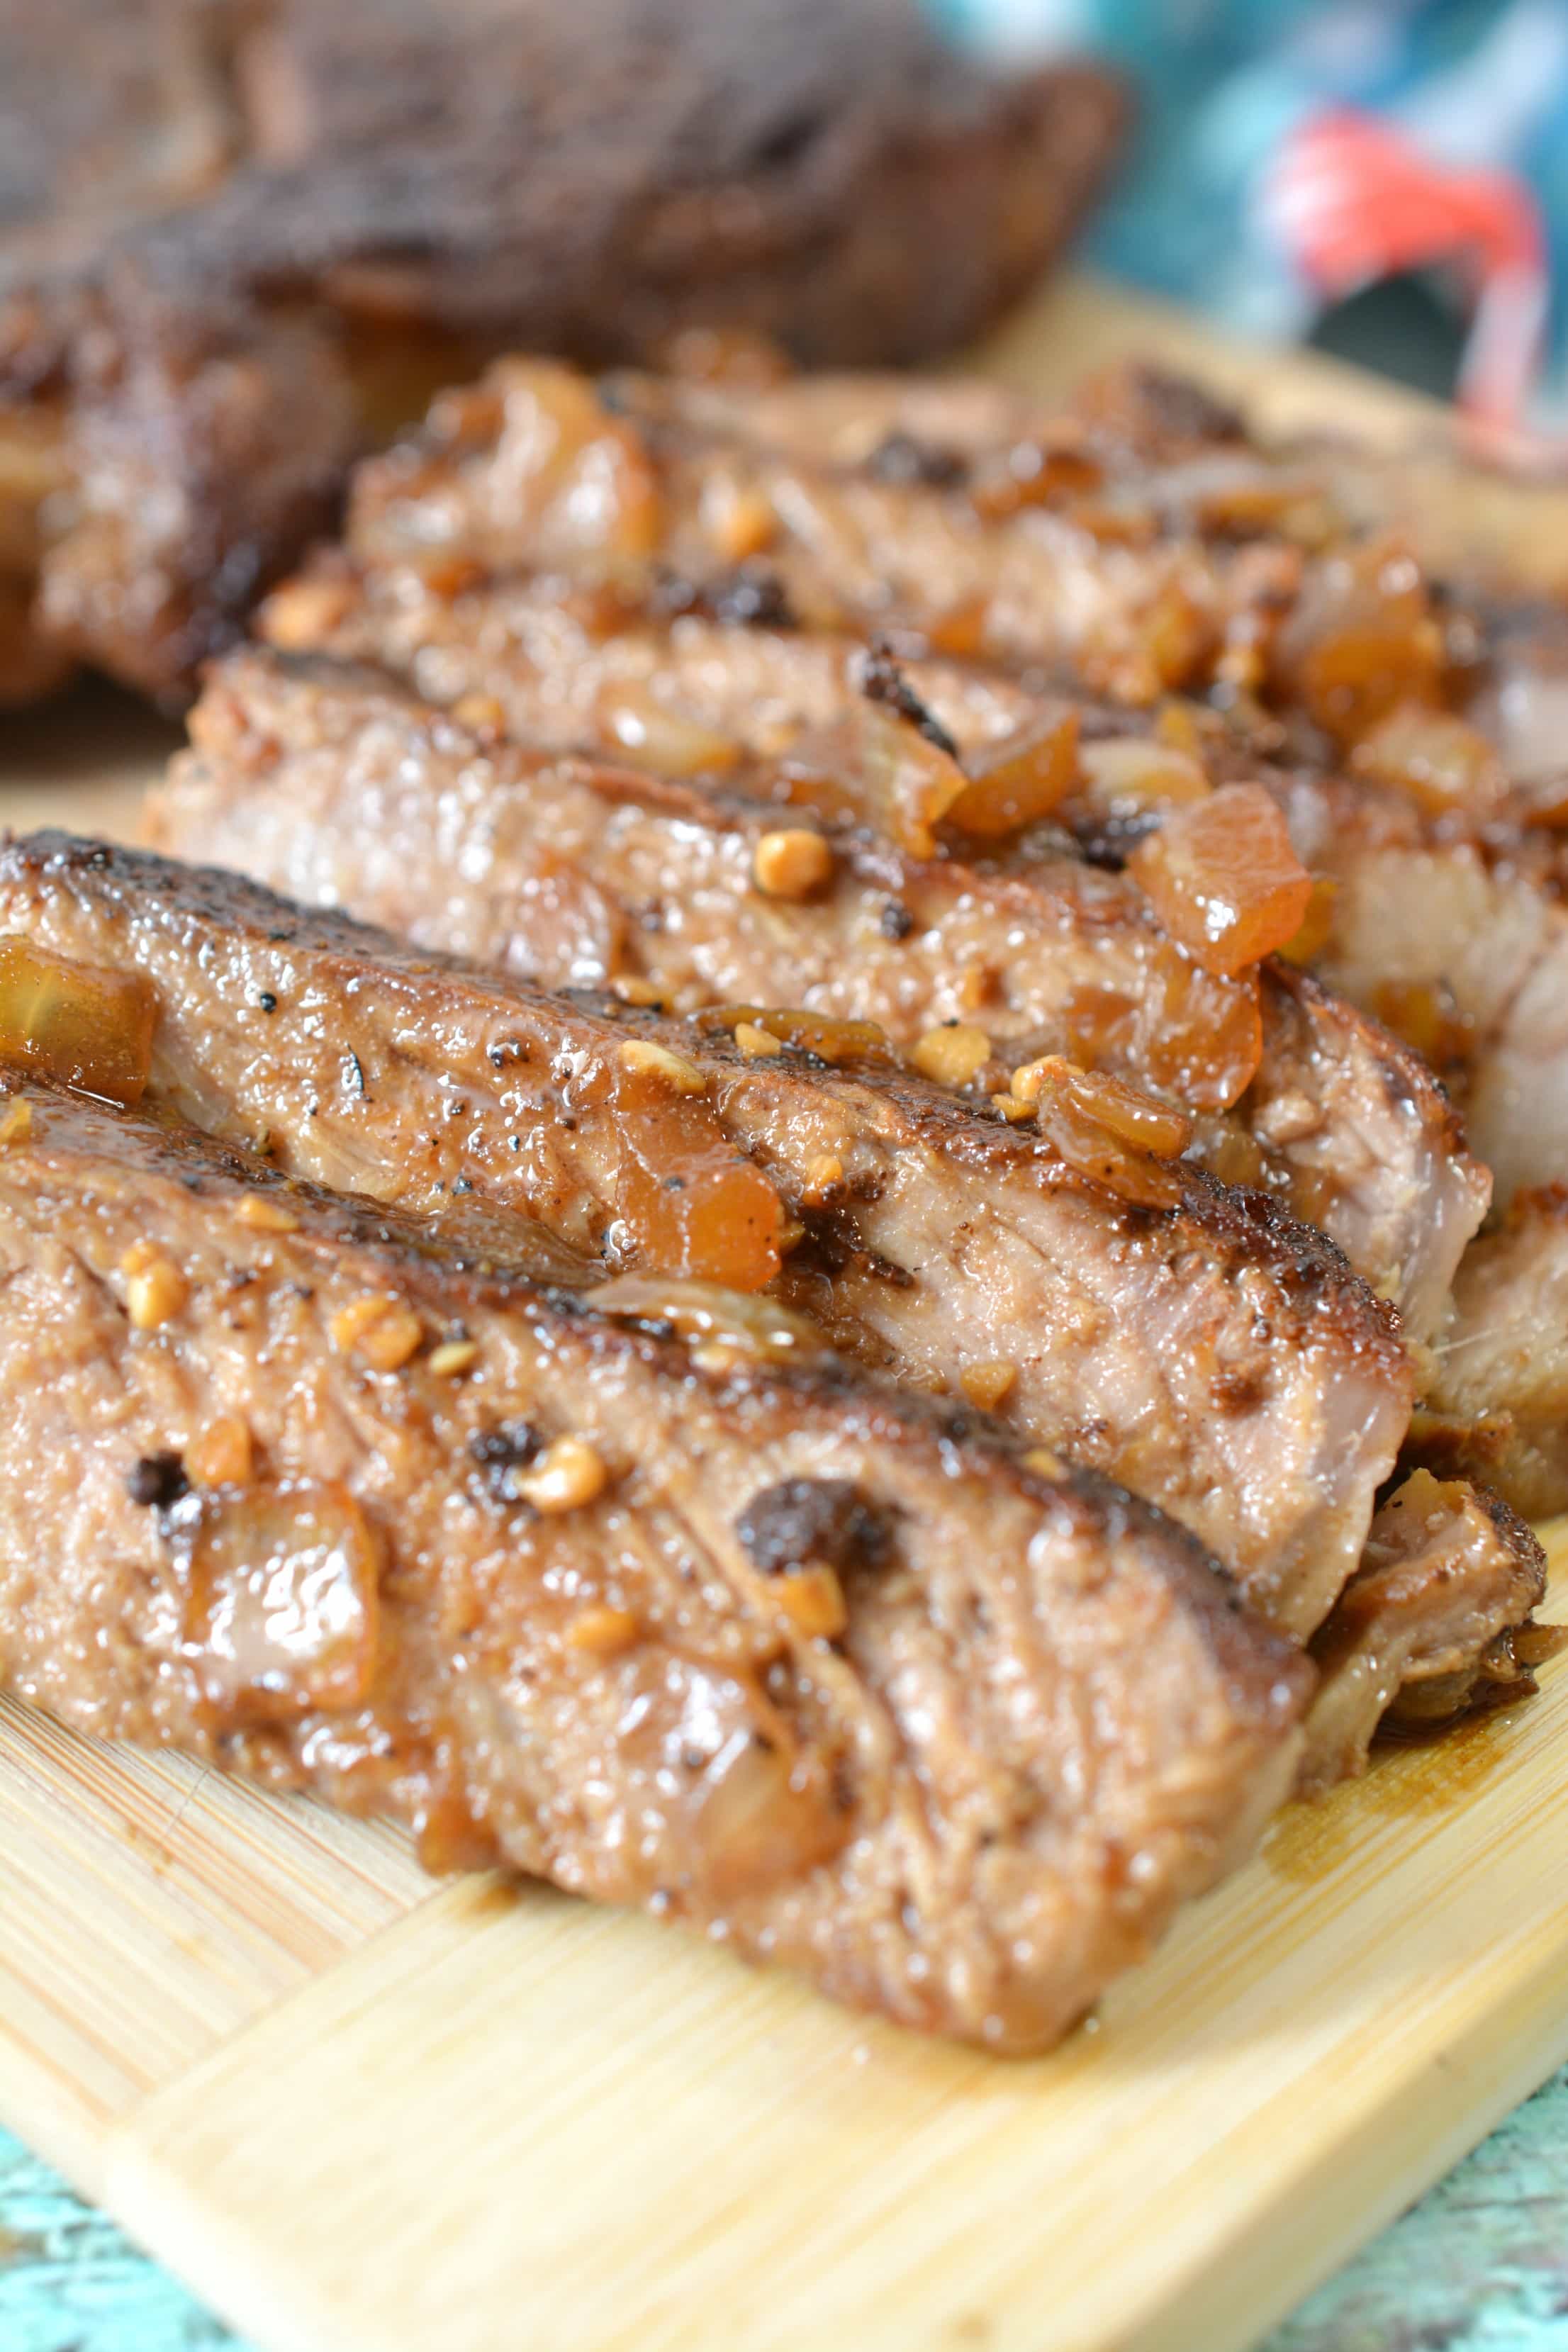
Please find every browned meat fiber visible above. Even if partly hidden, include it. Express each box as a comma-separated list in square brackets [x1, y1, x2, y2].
[0, 832, 1413, 1641]
[0, 1074, 1311, 2049]
[203, 619, 1486, 1354]
[0, 0, 1124, 702]
[1300, 1472, 1552, 1796]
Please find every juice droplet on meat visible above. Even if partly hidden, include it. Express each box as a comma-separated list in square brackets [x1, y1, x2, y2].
[172, 1479, 381, 1729]
[0, 937, 157, 1105]
[1128, 784, 1313, 978]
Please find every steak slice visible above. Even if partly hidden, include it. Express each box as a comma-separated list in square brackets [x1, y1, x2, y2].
[233, 601, 1485, 1350]
[0, 831, 1413, 1638]
[1409, 1188, 1568, 1525]
[1300, 1472, 1555, 1796]
[0, 1074, 1310, 2049]
[0, 4, 1124, 704]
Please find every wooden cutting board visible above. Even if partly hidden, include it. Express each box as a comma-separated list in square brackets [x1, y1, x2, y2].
[3, 273, 1567, 2352]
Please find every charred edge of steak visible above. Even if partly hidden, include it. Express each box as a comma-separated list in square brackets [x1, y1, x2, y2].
[734, 1477, 891, 1577]
[648, 561, 797, 630]
[858, 639, 961, 761]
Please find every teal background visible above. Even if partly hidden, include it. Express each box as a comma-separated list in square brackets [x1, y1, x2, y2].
[4, 2064, 1567, 2348]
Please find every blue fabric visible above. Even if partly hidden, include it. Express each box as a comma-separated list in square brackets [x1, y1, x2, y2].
[937, 1, 1568, 420]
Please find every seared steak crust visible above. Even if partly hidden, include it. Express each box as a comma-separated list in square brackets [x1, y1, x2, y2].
[0, 1075, 1309, 2049]
[0, 832, 1412, 1637]
[206, 626, 1486, 1350]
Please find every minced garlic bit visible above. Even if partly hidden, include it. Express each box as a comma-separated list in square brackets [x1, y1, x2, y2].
[259, 573, 355, 650]
[700, 467, 776, 565]
[802, 1153, 844, 1202]
[451, 690, 508, 737]
[428, 1338, 481, 1378]
[187, 1414, 253, 1489]
[1023, 1446, 1065, 1479]
[233, 1194, 300, 1233]
[961, 1360, 1017, 1411]
[610, 975, 666, 1008]
[565, 1603, 640, 1655]
[752, 829, 834, 901]
[0, 1098, 31, 1146]
[776, 1564, 848, 1640]
[910, 1023, 991, 1090]
[733, 1020, 784, 1060]
[330, 1292, 424, 1371]
[1008, 1053, 1071, 1107]
[125, 1255, 189, 1332]
[990, 1092, 1034, 1123]
[617, 1038, 708, 1094]
[515, 1435, 609, 1515]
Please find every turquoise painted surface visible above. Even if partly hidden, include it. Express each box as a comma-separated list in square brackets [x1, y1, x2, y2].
[4, 2068, 1567, 2350]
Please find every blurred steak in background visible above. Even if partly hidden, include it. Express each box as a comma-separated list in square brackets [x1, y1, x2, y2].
[0, 0, 1126, 706]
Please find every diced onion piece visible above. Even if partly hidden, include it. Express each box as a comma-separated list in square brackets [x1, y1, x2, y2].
[922, 596, 990, 659]
[480, 359, 663, 565]
[946, 709, 1080, 839]
[1077, 735, 1212, 821]
[0, 937, 157, 1105]
[175, 1479, 380, 1728]
[1013, 1054, 1192, 1158]
[1350, 704, 1507, 817]
[700, 1004, 893, 1068]
[856, 700, 968, 859]
[1275, 876, 1339, 967]
[597, 683, 741, 777]
[968, 435, 1103, 520]
[1019, 1057, 1190, 1210]
[590, 1275, 831, 1362]
[610, 1053, 784, 1292]
[1128, 785, 1313, 978]
[1274, 539, 1444, 746]
[655, 325, 794, 387]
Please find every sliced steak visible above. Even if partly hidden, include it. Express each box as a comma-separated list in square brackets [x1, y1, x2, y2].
[1409, 1188, 1568, 1525]
[221, 624, 1484, 1350]
[1300, 1472, 1555, 1796]
[0, 831, 1413, 1637]
[0, 1074, 1309, 2049]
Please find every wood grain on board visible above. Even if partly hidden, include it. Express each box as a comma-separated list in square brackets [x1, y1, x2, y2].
[1, 271, 1566, 2352]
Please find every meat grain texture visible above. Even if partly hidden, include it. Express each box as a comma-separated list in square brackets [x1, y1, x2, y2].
[0, 834, 1414, 1641]
[0, 1075, 1311, 2049]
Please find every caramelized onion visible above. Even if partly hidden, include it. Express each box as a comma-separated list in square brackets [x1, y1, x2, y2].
[1077, 735, 1212, 822]
[0, 938, 157, 1105]
[699, 1004, 894, 1068]
[946, 709, 1080, 839]
[589, 1276, 832, 1362]
[596, 683, 741, 777]
[472, 359, 663, 567]
[855, 700, 968, 858]
[174, 1480, 380, 1728]
[1128, 785, 1313, 978]
[607, 1055, 783, 1293]
[1273, 539, 1444, 746]
[968, 434, 1103, 520]
[1018, 1057, 1189, 1211]
[1350, 704, 1507, 817]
